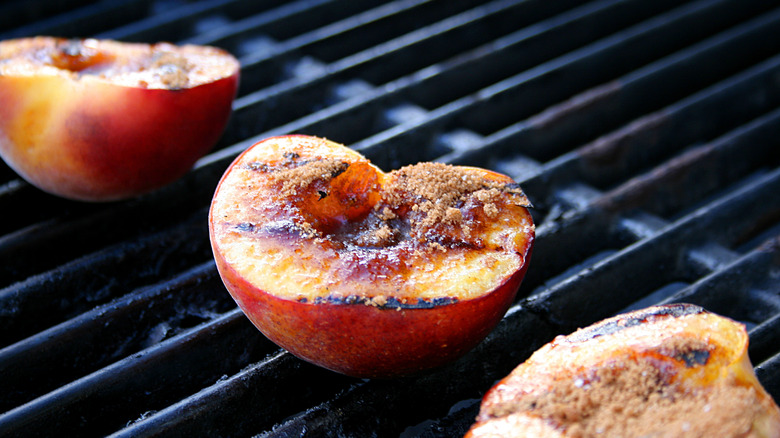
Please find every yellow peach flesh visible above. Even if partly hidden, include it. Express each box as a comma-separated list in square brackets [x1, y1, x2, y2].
[209, 136, 534, 304]
[0, 37, 240, 201]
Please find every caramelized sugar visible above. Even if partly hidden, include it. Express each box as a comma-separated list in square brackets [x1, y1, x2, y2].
[48, 39, 115, 73]
[254, 157, 527, 255]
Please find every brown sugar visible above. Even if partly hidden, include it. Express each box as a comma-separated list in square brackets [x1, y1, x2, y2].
[381, 162, 528, 242]
[386, 162, 487, 201]
[149, 51, 193, 88]
[481, 336, 768, 437]
[265, 157, 349, 198]
[383, 162, 491, 229]
[258, 158, 529, 252]
[523, 358, 763, 437]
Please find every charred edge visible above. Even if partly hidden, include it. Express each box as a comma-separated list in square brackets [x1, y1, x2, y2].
[329, 162, 349, 179]
[230, 220, 319, 239]
[565, 303, 704, 343]
[233, 222, 257, 233]
[299, 295, 459, 309]
[502, 183, 533, 208]
[675, 349, 710, 368]
[244, 162, 274, 172]
[242, 155, 309, 172]
[245, 159, 350, 178]
[61, 39, 84, 56]
[423, 231, 485, 251]
[244, 161, 307, 172]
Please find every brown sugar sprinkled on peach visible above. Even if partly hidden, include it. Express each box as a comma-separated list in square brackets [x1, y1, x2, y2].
[467, 304, 780, 437]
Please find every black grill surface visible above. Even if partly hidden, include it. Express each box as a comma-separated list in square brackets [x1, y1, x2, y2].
[1, 0, 780, 436]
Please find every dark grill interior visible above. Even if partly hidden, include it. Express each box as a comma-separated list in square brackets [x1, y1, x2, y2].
[1, 0, 780, 436]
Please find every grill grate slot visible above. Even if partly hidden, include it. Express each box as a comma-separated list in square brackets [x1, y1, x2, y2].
[2, 0, 153, 39]
[352, 0, 780, 165]
[0, 210, 213, 347]
[1, 0, 779, 436]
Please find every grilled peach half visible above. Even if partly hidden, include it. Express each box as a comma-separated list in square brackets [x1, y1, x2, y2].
[0, 37, 239, 201]
[208, 135, 534, 378]
[467, 304, 780, 438]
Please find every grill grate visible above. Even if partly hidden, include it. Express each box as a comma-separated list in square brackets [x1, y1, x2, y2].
[1, 0, 779, 436]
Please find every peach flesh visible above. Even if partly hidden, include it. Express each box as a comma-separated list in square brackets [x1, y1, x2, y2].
[467, 305, 780, 437]
[0, 37, 240, 201]
[209, 136, 535, 378]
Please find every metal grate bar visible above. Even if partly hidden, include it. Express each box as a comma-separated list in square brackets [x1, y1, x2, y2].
[354, 0, 780, 166]
[0, 263, 236, 410]
[0, 0, 153, 39]
[503, 51, 780, 210]
[0, 210, 212, 347]
[217, 0, 684, 154]
[101, 0, 303, 43]
[0, 305, 268, 437]
[0, 0, 98, 31]
[111, 351, 356, 437]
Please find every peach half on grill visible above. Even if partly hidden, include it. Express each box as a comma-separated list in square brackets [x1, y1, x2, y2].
[467, 303, 780, 438]
[208, 135, 535, 378]
[0, 37, 239, 201]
